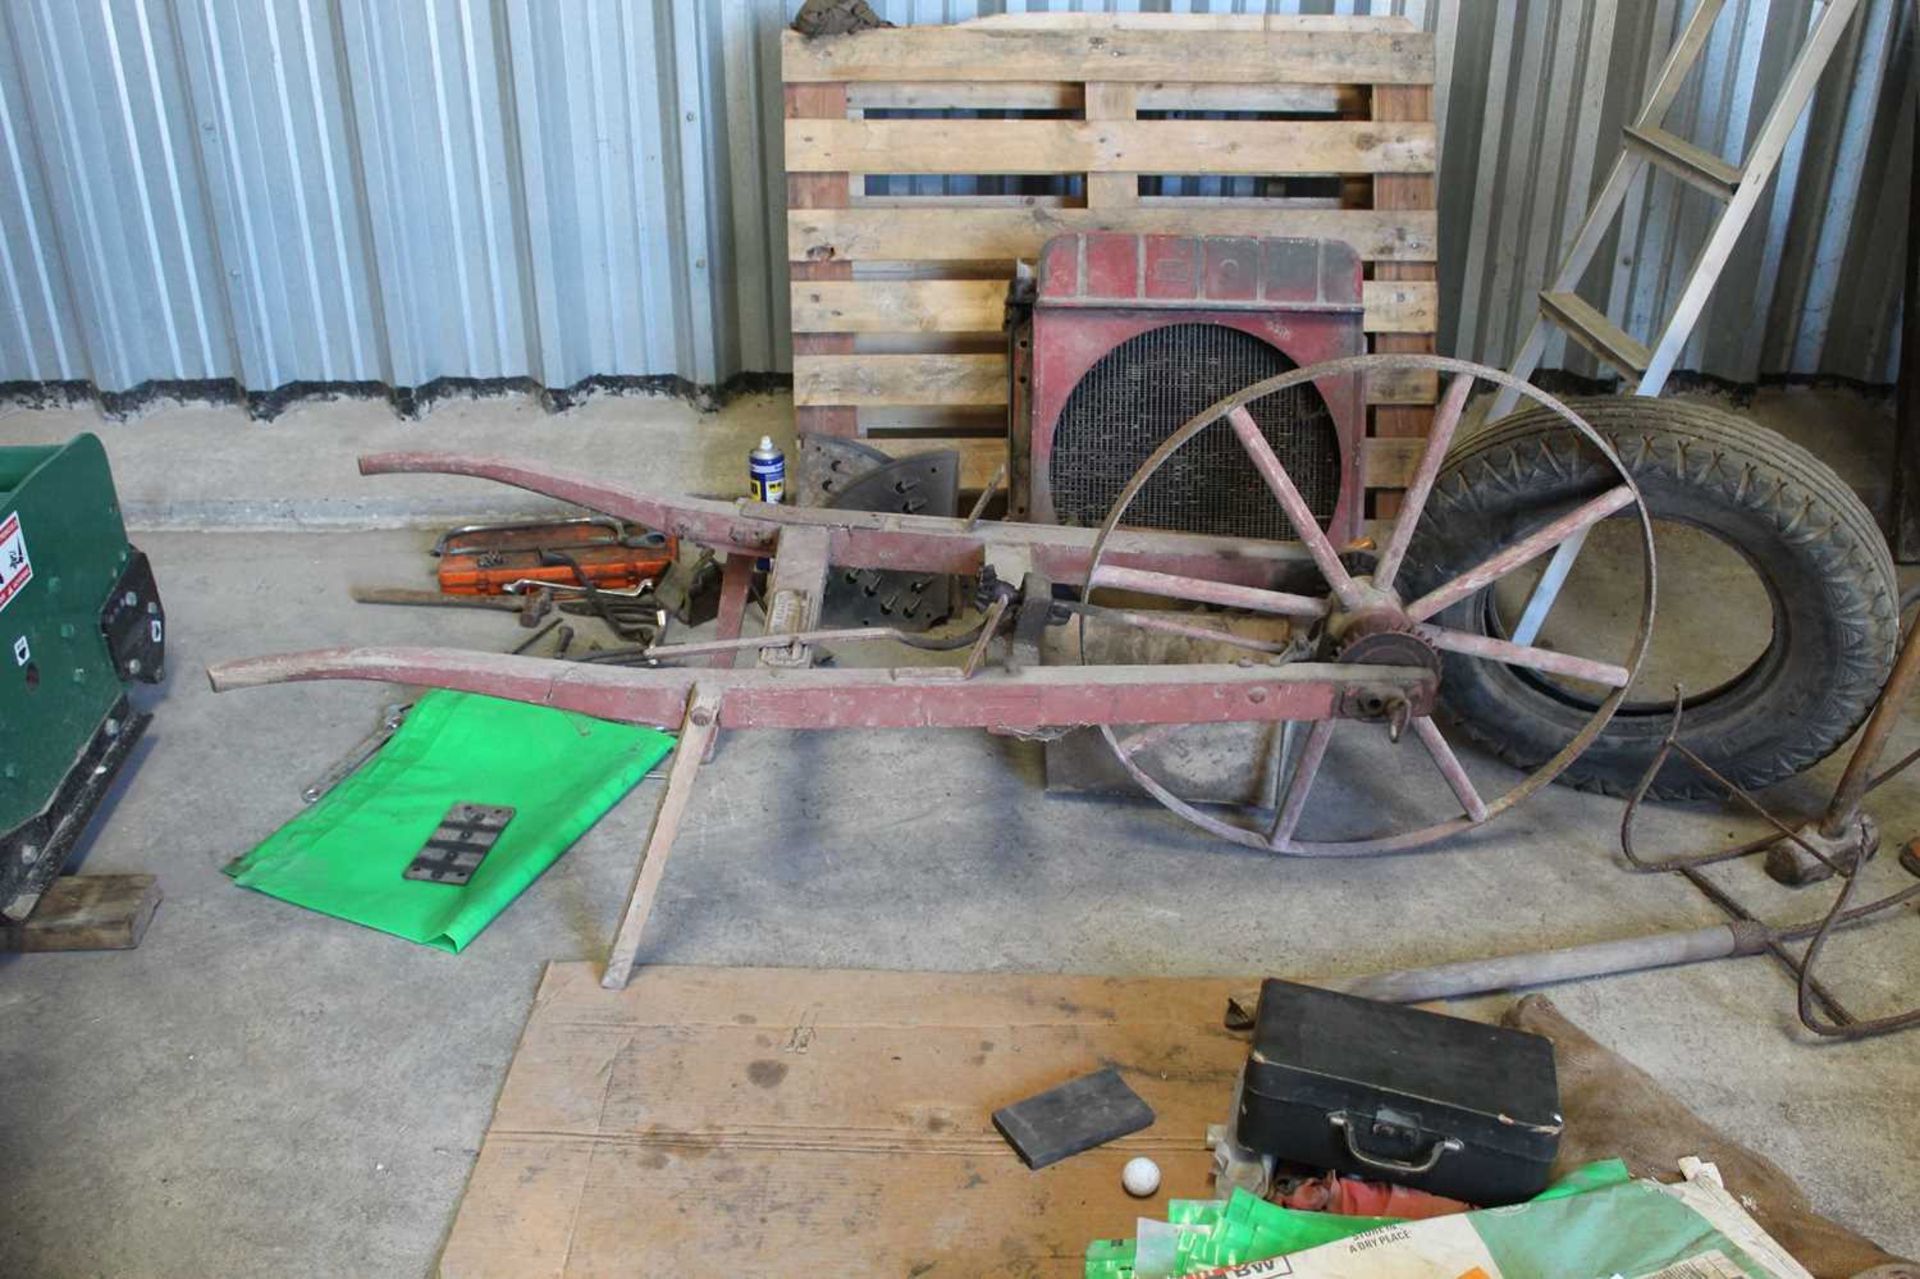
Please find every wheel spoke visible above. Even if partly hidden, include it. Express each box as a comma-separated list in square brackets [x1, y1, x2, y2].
[1411, 716, 1488, 822]
[1416, 624, 1631, 688]
[1089, 564, 1329, 619]
[1404, 485, 1636, 623]
[1267, 719, 1335, 849]
[1225, 406, 1364, 609]
[1373, 372, 1475, 592]
[1509, 528, 1589, 645]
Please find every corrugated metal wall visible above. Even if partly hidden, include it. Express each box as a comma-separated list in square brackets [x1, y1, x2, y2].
[0, 0, 1908, 412]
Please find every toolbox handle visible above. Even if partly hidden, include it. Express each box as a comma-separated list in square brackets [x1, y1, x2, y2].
[1328, 1112, 1463, 1176]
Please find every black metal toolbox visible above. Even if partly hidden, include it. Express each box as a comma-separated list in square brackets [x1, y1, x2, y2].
[1234, 979, 1562, 1205]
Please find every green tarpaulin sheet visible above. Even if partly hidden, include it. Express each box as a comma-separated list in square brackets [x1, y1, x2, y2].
[226, 689, 674, 951]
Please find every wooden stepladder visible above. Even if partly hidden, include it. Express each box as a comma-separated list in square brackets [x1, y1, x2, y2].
[1487, 0, 1864, 646]
[1487, 0, 1865, 421]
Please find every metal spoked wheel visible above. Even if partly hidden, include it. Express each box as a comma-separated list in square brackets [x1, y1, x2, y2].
[1080, 354, 1658, 856]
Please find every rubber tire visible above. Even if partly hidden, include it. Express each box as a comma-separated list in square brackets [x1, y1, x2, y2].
[1400, 397, 1898, 799]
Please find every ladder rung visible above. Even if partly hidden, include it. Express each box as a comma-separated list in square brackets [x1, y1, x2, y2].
[1539, 292, 1652, 380]
[1623, 125, 1742, 200]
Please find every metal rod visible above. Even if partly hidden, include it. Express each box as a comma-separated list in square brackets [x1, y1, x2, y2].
[963, 463, 1007, 531]
[1510, 528, 1589, 647]
[350, 585, 522, 612]
[1821, 616, 1920, 837]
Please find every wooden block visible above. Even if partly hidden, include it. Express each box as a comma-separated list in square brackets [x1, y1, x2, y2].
[784, 118, 1436, 177]
[1360, 435, 1424, 489]
[1363, 280, 1439, 333]
[0, 874, 161, 952]
[1367, 365, 1441, 406]
[794, 353, 1008, 408]
[782, 27, 1434, 86]
[790, 279, 1009, 334]
[791, 207, 1437, 264]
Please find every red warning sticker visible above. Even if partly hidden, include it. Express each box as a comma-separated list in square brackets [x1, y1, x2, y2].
[0, 512, 33, 613]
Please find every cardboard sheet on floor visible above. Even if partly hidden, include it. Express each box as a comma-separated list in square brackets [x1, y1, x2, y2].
[226, 691, 673, 952]
[440, 963, 1249, 1277]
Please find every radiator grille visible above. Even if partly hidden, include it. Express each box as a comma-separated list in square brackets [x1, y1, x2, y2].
[1049, 324, 1341, 539]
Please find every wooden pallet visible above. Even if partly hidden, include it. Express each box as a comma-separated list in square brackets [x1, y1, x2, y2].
[783, 13, 1439, 517]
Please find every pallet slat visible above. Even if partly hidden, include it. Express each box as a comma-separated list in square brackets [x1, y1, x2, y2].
[786, 119, 1436, 177]
[782, 28, 1433, 85]
[793, 280, 1438, 336]
[843, 82, 1365, 114]
[791, 208, 1436, 265]
[794, 354, 1007, 408]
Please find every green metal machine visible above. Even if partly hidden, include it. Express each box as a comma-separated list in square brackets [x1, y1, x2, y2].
[0, 434, 163, 921]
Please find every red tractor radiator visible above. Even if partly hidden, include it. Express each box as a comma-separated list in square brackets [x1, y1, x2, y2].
[1012, 233, 1368, 545]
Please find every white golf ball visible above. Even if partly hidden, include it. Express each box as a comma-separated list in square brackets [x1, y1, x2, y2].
[1122, 1156, 1161, 1197]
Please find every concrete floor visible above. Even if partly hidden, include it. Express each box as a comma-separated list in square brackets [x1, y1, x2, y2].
[1, 387, 1917, 1275]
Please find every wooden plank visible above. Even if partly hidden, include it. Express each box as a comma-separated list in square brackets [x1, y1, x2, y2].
[782, 27, 1433, 85]
[787, 83, 859, 439]
[440, 963, 1247, 1278]
[791, 279, 1008, 334]
[791, 206, 1437, 263]
[785, 118, 1436, 177]
[1368, 82, 1439, 518]
[860, 435, 1008, 491]
[1362, 280, 1440, 333]
[796, 279, 1428, 336]
[0, 874, 160, 952]
[843, 81, 1362, 114]
[794, 354, 1007, 408]
[970, 13, 1416, 31]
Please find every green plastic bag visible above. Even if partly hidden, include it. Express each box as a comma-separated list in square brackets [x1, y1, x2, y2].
[226, 689, 674, 951]
[1086, 1160, 1633, 1279]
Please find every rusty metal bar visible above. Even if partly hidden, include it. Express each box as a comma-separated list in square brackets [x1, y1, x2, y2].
[360, 452, 1320, 591]
[1821, 615, 1920, 837]
[208, 646, 1427, 734]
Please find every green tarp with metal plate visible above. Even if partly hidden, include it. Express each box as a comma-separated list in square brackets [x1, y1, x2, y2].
[226, 689, 673, 951]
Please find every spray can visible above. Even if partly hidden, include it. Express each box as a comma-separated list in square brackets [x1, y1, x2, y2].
[748, 436, 786, 504]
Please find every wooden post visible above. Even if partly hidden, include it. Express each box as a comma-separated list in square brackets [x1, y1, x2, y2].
[1368, 84, 1439, 523]
[1084, 83, 1138, 209]
[787, 83, 859, 439]
[602, 687, 723, 989]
